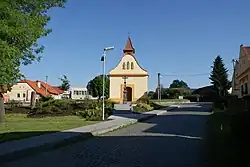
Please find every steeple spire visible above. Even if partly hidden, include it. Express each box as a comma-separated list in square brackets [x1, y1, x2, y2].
[123, 36, 135, 54]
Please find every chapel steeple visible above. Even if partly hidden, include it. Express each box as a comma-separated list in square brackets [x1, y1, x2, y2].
[123, 36, 135, 54]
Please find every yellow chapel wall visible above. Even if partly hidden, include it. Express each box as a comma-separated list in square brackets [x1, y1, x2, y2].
[109, 54, 148, 103]
[109, 54, 148, 75]
[109, 76, 148, 103]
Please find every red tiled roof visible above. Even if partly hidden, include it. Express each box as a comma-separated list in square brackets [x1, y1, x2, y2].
[19, 80, 63, 96]
[241, 46, 250, 60]
[52, 86, 64, 94]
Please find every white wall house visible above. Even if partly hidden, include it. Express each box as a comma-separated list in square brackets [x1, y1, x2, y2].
[69, 87, 89, 100]
[5, 80, 64, 103]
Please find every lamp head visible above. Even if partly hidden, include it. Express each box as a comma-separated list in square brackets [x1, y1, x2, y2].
[104, 46, 115, 51]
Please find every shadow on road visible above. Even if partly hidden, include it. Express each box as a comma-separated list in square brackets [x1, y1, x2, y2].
[1, 104, 212, 166]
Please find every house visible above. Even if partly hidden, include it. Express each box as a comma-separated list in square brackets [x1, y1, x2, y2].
[69, 87, 89, 100]
[232, 44, 250, 98]
[5, 80, 64, 102]
[108, 36, 148, 103]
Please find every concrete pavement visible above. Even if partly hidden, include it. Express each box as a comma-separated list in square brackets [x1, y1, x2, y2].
[2, 103, 212, 167]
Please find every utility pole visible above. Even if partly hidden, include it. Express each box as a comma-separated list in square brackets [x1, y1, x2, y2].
[157, 73, 161, 101]
[45, 76, 48, 96]
[232, 59, 236, 91]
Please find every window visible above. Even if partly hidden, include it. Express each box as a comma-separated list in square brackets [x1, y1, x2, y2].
[131, 62, 134, 69]
[122, 62, 126, 70]
[241, 85, 244, 96]
[127, 62, 130, 70]
[74, 91, 77, 95]
[245, 83, 248, 94]
[76, 91, 79, 95]
[23, 93, 26, 98]
[17, 93, 20, 98]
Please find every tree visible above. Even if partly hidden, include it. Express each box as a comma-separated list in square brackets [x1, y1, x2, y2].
[209, 55, 230, 97]
[169, 79, 189, 89]
[147, 91, 156, 99]
[87, 75, 109, 100]
[59, 75, 70, 91]
[0, 0, 67, 122]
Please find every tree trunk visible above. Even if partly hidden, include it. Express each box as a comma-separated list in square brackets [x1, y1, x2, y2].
[30, 92, 36, 109]
[0, 94, 5, 123]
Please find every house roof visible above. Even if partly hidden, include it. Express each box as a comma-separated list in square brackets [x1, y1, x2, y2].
[241, 45, 250, 60]
[19, 80, 63, 96]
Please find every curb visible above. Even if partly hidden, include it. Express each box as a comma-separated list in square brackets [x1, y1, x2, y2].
[0, 107, 176, 163]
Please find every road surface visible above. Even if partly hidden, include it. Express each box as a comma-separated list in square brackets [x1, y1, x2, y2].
[3, 103, 212, 167]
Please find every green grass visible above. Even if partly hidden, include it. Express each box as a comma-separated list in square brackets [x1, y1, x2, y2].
[0, 114, 99, 143]
[204, 111, 250, 167]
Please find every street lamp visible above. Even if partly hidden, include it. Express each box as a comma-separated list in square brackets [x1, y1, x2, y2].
[101, 46, 114, 121]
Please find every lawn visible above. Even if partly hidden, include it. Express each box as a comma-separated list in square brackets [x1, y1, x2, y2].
[0, 114, 99, 143]
[204, 111, 250, 167]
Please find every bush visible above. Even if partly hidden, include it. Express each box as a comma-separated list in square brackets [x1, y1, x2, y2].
[133, 103, 153, 112]
[5, 100, 22, 108]
[29, 99, 74, 117]
[137, 96, 150, 104]
[39, 96, 54, 102]
[29, 99, 114, 119]
[76, 106, 112, 121]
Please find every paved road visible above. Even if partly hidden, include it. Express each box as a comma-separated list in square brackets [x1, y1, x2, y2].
[3, 103, 212, 167]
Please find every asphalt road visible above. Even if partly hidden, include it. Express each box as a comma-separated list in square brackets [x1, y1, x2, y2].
[3, 103, 212, 167]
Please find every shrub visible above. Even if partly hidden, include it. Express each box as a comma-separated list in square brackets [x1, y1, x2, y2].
[133, 103, 153, 112]
[76, 106, 112, 121]
[39, 96, 54, 102]
[30, 99, 74, 116]
[137, 96, 150, 104]
[5, 100, 22, 108]
[29, 99, 114, 118]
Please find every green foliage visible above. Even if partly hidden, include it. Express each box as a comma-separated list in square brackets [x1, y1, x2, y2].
[76, 107, 112, 121]
[169, 79, 189, 89]
[58, 75, 70, 91]
[206, 110, 250, 167]
[209, 55, 231, 97]
[33, 99, 74, 116]
[0, 0, 67, 87]
[29, 99, 114, 120]
[87, 75, 109, 99]
[147, 91, 156, 99]
[161, 88, 189, 99]
[133, 103, 153, 112]
[39, 95, 54, 102]
[137, 95, 150, 104]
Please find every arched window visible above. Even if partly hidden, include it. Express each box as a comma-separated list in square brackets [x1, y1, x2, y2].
[131, 62, 134, 69]
[127, 61, 130, 70]
[122, 62, 126, 70]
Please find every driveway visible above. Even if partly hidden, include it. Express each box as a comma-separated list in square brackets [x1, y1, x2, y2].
[3, 103, 212, 167]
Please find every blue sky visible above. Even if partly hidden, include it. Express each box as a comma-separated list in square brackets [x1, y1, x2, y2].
[21, 0, 250, 90]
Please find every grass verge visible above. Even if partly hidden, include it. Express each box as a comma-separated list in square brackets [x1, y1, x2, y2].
[204, 111, 250, 167]
[0, 113, 99, 143]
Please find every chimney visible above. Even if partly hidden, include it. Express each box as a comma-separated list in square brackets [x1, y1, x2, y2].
[36, 81, 41, 88]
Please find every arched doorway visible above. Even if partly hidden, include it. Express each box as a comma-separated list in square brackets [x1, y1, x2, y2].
[126, 87, 132, 102]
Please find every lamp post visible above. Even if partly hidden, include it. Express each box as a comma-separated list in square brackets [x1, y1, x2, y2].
[101, 46, 114, 121]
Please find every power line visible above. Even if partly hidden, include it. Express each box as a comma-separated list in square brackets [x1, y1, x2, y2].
[158, 69, 233, 77]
